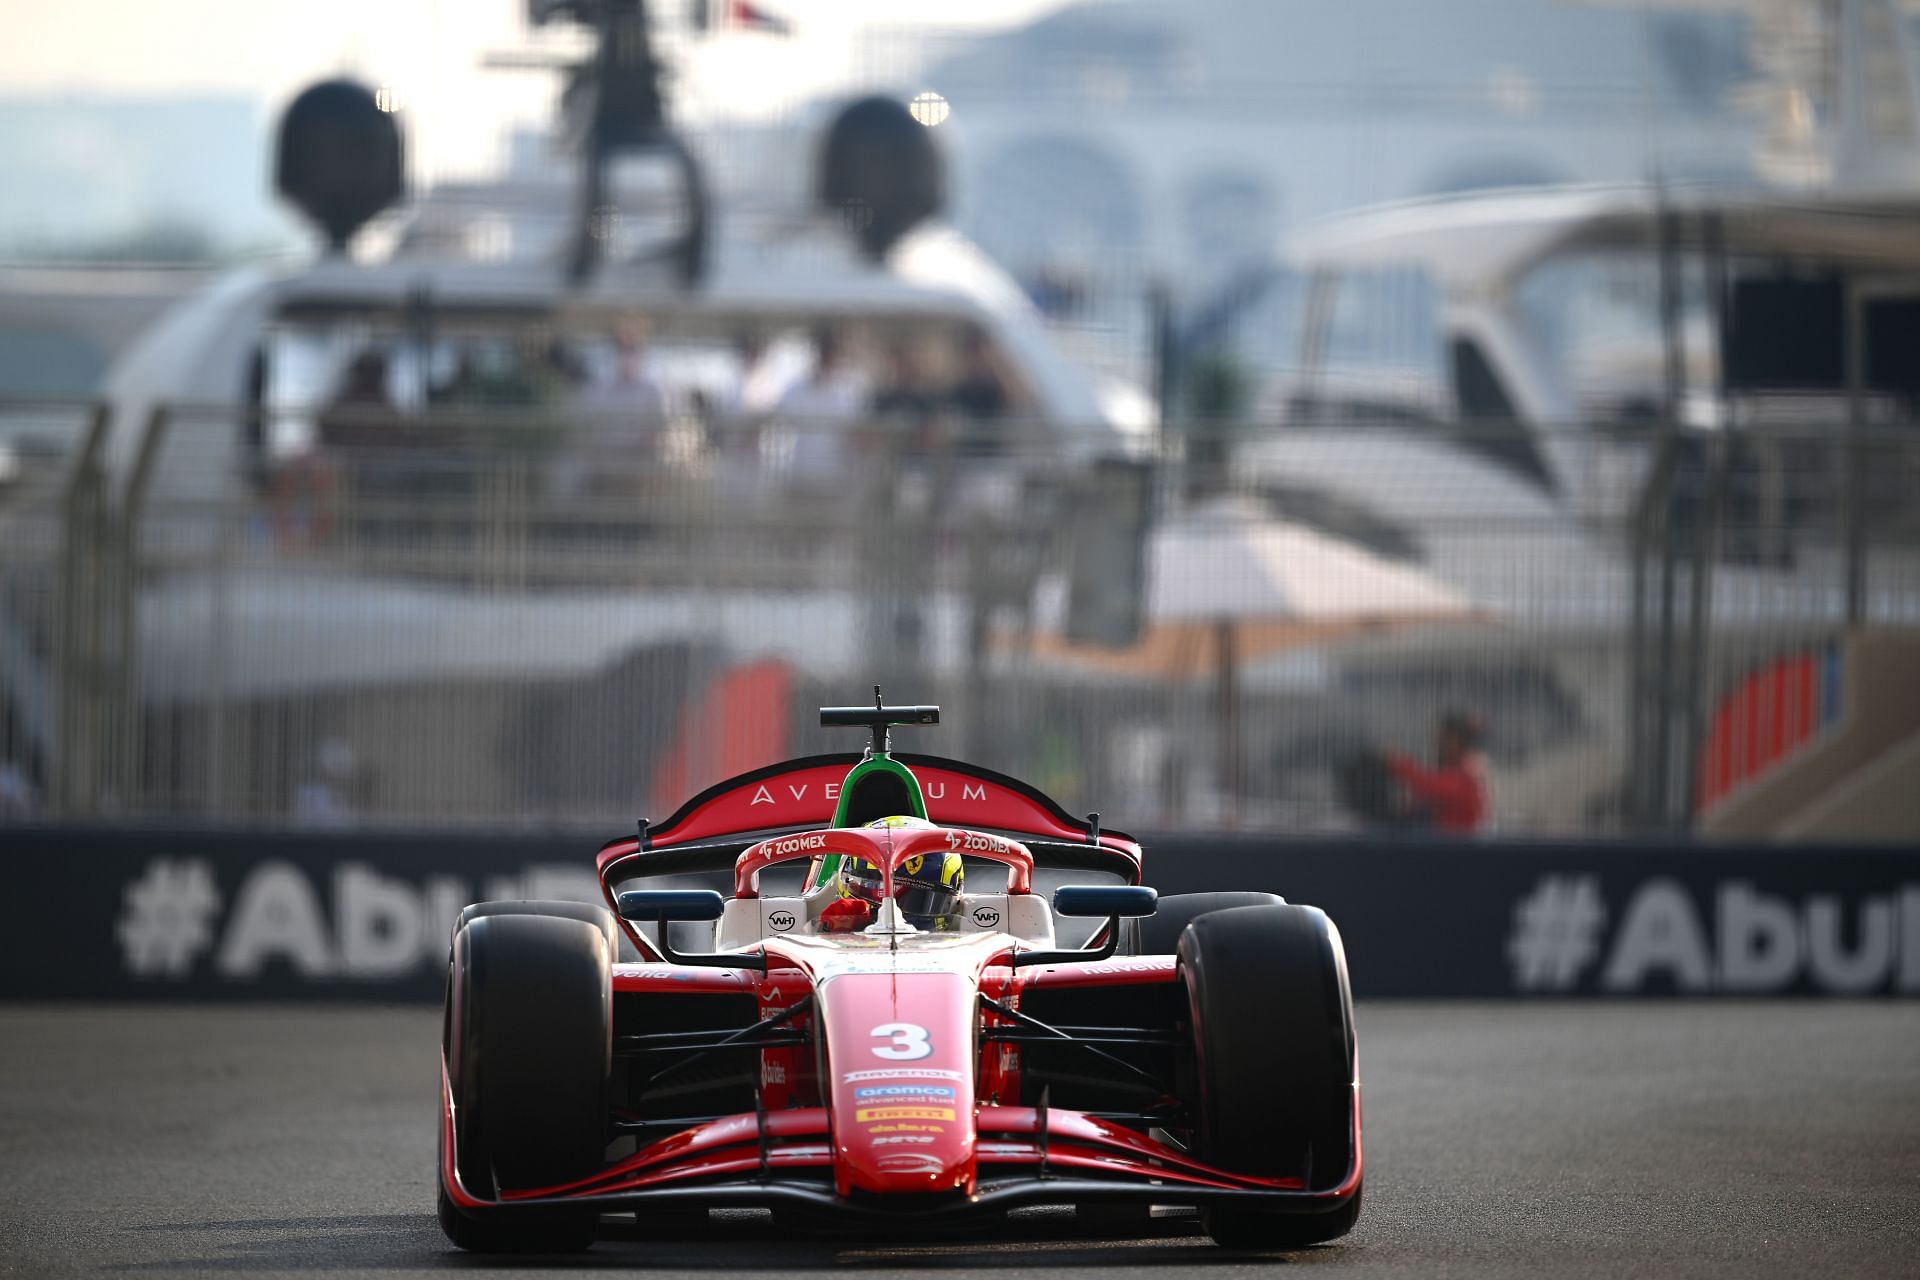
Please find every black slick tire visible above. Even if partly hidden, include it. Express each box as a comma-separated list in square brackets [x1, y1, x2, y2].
[439, 912, 611, 1252]
[1179, 903, 1360, 1249]
[455, 898, 621, 956]
[437, 1166, 599, 1254]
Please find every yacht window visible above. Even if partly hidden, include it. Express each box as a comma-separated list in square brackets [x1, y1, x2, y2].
[1512, 252, 1713, 422]
[1313, 265, 1447, 419]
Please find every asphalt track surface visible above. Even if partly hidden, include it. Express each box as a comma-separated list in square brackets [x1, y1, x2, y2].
[2, 1004, 1917, 1278]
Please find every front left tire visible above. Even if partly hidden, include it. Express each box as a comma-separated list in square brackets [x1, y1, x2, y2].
[440, 910, 612, 1252]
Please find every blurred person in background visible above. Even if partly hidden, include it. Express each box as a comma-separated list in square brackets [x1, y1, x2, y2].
[872, 335, 946, 476]
[580, 317, 667, 423]
[873, 336, 941, 424]
[707, 330, 774, 500]
[569, 316, 668, 497]
[775, 327, 870, 484]
[293, 738, 361, 830]
[535, 338, 589, 404]
[318, 350, 402, 452]
[0, 758, 37, 820]
[721, 329, 781, 419]
[316, 348, 424, 538]
[942, 328, 1033, 516]
[1383, 709, 1489, 834]
[947, 327, 1013, 458]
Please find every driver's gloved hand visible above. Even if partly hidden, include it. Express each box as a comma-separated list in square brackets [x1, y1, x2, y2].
[819, 897, 876, 933]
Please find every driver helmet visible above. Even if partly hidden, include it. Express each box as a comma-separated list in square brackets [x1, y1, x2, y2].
[837, 817, 964, 930]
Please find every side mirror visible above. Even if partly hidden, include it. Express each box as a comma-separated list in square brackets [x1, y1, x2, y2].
[1012, 885, 1159, 968]
[617, 889, 726, 923]
[1052, 885, 1158, 918]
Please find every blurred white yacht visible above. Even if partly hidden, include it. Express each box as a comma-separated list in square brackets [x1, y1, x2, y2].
[21, 0, 1156, 821]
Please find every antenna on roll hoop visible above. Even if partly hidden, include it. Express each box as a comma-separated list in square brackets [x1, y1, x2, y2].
[819, 685, 938, 758]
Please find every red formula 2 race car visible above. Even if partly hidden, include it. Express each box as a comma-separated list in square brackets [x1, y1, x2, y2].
[438, 699, 1361, 1252]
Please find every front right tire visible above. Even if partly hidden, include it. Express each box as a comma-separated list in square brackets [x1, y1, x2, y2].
[1179, 903, 1361, 1249]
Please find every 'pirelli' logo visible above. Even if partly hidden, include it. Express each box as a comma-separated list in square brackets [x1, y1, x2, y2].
[855, 1106, 955, 1123]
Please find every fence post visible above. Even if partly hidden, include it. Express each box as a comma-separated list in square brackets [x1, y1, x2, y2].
[1628, 431, 1678, 831]
[1645, 200, 1691, 831]
[207, 454, 234, 819]
[50, 402, 113, 817]
[1678, 209, 1732, 835]
[1842, 280, 1869, 627]
[1679, 430, 1728, 834]
[109, 405, 171, 815]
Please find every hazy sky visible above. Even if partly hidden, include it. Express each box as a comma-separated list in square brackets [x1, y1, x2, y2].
[4, 0, 1072, 180]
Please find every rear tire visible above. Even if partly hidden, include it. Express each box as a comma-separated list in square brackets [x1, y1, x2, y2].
[440, 912, 611, 1252]
[1123, 891, 1285, 956]
[1179, 904, 1360, 1249]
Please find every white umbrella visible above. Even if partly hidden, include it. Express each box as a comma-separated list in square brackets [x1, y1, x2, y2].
[1031, 498, 1475, 676]
[1027, 498, 1480, 817]
[1150, 499, 1470, 630]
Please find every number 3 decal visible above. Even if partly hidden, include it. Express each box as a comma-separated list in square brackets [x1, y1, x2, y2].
[870, 1022, 932, 1060]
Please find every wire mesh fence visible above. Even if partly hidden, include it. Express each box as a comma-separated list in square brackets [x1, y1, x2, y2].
[1, 396, 1915, 836]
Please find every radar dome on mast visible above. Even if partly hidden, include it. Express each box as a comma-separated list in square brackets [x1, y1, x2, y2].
[274, 79, 406, 254]
[818, 96, 946, 261]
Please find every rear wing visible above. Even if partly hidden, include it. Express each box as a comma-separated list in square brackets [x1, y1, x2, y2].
[595, 752, 1141, 958]
[603, 752, 1139, 863]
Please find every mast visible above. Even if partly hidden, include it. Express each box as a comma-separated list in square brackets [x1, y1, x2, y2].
[528, 0, 709, 285]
